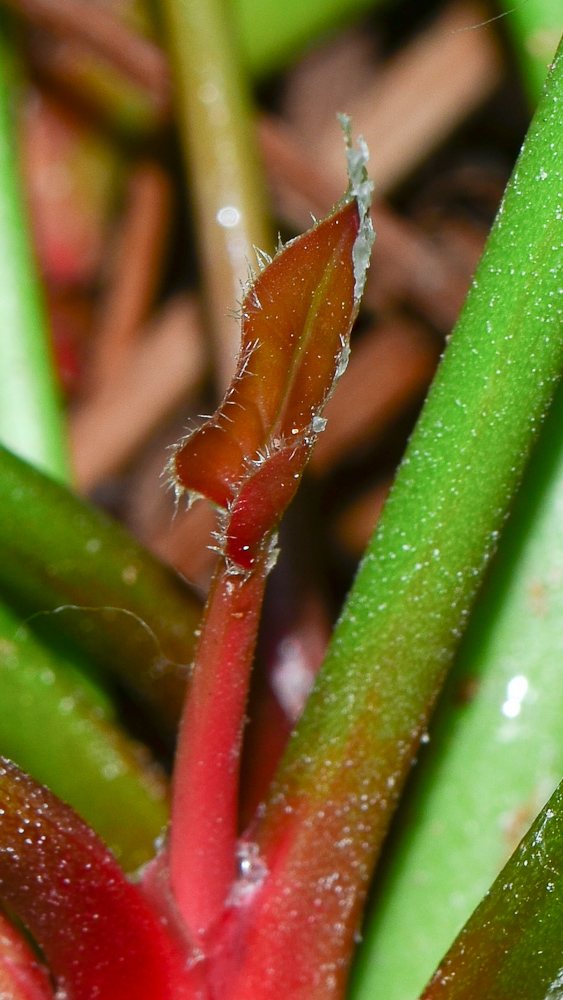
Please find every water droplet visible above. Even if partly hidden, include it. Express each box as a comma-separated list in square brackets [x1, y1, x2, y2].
[312, 415, 328, 434]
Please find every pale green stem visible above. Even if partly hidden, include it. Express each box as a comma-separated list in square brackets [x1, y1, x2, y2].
[0, 19, 68, 482]
[350, 376, 563, 1000]
[160, 0, 272, 391]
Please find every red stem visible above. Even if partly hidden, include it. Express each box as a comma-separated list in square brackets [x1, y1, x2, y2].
[0, 908, 52, 1000]
[169, 553, 269, 941]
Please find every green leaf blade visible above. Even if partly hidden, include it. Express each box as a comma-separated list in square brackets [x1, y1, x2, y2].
[0, 445, 202, 740]
[0, 19, 68, 482]
[420, 779, 563, 1000]
[0, 600, 169, 873]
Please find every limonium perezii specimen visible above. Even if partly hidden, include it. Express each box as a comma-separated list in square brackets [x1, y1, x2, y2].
[0, 119, 374, 1000]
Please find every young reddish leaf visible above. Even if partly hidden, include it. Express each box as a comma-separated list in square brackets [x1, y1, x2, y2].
[0, 758, 190, 1000]
[171, 200, 360, 510]
[225, 439, 309, 570]
[167, 122, 374, 951]
[0, 907, 52, 1000]
[172, 120, 373, 536]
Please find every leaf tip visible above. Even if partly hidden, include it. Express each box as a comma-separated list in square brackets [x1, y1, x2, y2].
[338, 113, 375, 302]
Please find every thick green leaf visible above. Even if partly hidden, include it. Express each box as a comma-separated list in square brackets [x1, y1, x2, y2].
[0, 600, 168, 871]
[0, 445, 202, 739]
[420, 777, 563, 999]
[350, 375, 563, 1000]
[0, 14, 170, 877]
[0, 17, 68, 482]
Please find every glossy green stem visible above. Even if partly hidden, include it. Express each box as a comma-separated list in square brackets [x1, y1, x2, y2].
[502, 0, 563, 104]
[0, 445, 202, 740]
[250, 33, 563, 984]
[0, 600, 169, 872]
[350, 375, 563, 1000]
[161, 0, 272, 389]
[0, 19, 68, 482]
[420, 777, 563, 1000]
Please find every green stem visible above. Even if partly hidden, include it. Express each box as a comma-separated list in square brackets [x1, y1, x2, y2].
[160, 0, 272, 390]
[0, 18, 68, 482]
[349, 367, 563, 1000]
[0, 600, 169, 872]
[0, 445, 202, 740]
[235, 35, 563, 995]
